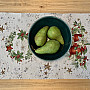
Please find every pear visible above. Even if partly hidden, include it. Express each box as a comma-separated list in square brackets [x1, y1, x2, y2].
[35, 40, 60, 54]
[47, 26, 64, 44]
[35, 26, 49, 46]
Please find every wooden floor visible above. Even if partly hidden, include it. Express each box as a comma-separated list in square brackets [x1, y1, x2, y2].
[0, 0, 90, 13]
[0, 79, 90, 90]
[0, 0, 90, 90]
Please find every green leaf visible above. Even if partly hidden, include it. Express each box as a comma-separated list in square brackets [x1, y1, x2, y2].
[79, 59, 81, 62]
[78, 52, 81, 55]
[74, 47, 77, 50]
[13, 52, 17, 56]
[17, 33, 21, 35]
[21, 37, 24, 41]
[81, 56, 84, 59]
[23, 31, 26, 34]
[83, 49, 87, 55]
[76, 51, 78, 56]
[81, 26, 84, 28]
[17, 36, 21, 39]
[17, 51, 20, 54]
[81, 28, 85, 32]
[85, 43, 90, 45]
[73, 21, 77, 25]
[20, 56, 24, 58]
[17, 58, 20, 61]
[75, 58, 78, 61]
[15, 57, 17, 60]
[11, 43, 13, 46]
[21, 30, 23, 33]
[84, 63, 87, 70]
[25, 56, 28, 60]
[20, 52, 23, 55]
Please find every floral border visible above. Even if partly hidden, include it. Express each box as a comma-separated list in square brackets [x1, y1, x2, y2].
[69, 21, 89, 69]
[5, 30, 32, 62]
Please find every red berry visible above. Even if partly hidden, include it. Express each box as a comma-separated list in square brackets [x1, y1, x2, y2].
[72, 28, 73, 30]
[74, 25, 76, 26]
[84, 56, 87, 60]
[20, 60, 22, 62]
[80, 63, 82, 66]
[78, 26, 80, 28]
[26, 33, 28, 35]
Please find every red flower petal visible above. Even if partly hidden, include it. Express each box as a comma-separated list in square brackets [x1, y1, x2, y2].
[81, 47, 84, 52]
[6, 45, 13, 51]
[84, 46, 87, 50]
[73, 43, 78, 47]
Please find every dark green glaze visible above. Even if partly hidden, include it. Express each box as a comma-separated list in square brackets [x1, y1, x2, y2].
[28, 16, 71, 60]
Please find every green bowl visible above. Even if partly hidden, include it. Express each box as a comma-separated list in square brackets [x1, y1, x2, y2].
[28, 16, 71, 60]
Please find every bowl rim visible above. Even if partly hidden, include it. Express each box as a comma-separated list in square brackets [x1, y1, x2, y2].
[28, 16, 72, 61]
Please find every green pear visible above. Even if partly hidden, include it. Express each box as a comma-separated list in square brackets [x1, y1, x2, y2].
[35, 40, 60, 54]
[35, 26, 49, 46]
[47, 26, 64, 44]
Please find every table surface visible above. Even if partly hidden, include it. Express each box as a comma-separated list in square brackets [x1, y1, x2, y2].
[0, 0, 90, 90]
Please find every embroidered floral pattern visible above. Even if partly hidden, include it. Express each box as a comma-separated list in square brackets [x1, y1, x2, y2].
[69, 21, 89, 69]
[5, 30, 32, 62]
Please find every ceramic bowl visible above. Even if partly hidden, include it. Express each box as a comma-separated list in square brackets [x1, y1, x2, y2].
[28, 16, 71, 60]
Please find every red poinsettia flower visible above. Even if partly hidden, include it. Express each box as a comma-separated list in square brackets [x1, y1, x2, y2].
[21, 33, 24, 37]
[69, 46, 76, 56]
[69, 46, 82, 56]
[6, 45, 13, 51]
[16, 55, 20, 59]
[74, 34, 82, 42]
